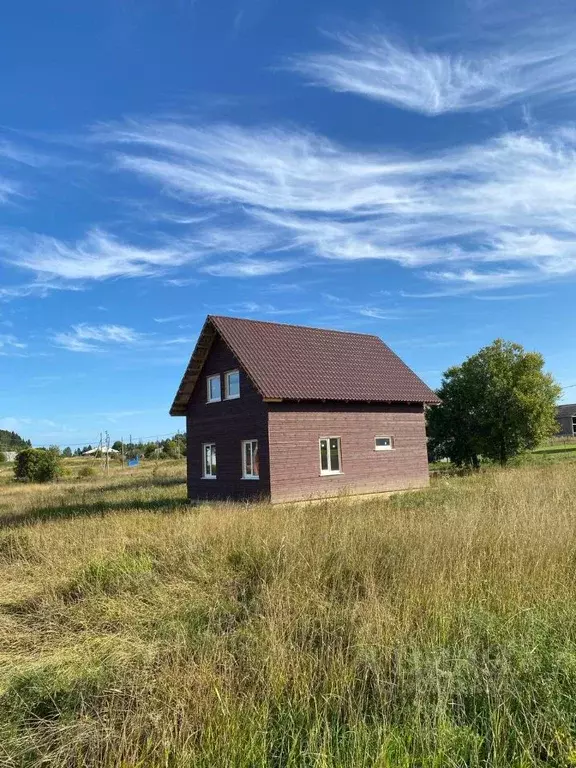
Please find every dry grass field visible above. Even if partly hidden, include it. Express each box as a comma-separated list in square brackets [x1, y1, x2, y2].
[2, 458, 576, 766]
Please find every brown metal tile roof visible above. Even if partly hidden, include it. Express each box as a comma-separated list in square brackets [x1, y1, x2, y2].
[557, 403, 576, 418]
[170, 315, 440, 415]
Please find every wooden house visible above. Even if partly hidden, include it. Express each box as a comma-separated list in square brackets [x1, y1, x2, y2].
[170, 315, 440, 503]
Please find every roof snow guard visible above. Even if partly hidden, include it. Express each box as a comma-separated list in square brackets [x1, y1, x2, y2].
[170, 315, 441, 416]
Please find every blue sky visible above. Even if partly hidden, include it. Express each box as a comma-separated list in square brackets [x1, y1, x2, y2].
[2, 0, 576, 447]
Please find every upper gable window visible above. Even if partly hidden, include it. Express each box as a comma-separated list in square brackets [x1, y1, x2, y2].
[207, 374, 221, 403]
[224, 369, 240, 400]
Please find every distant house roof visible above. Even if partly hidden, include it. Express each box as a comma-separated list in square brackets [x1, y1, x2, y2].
[557, 404, 576, 418]
[170, 315, 440, 416]
[82, 447, 119, 455]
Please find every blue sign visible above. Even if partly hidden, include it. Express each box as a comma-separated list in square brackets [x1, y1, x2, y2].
[127, 457, 140, 467]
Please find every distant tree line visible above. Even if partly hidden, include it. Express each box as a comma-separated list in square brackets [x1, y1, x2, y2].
[0, 429, 31, 452]
[55, 433, 187, 460]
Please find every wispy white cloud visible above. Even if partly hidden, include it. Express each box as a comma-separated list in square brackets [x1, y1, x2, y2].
[153, 314, 189, 323]
[0, 281, 84, 302]
[0, 178, 20, 204]
[164, 276, 201, 287]
[52, 322, 198, 354]
[201, 258, 298, 278]
[290, 25, 576, 115]
[53, 324, 144, 353]
[0, 136, 58, 206]
[225, 301, 311, 316]
[0, 138, 53, 168]
[4, 229, 193, 281]
[0, 333, 27, 355]
[322, 292, 404, 320]
[5, 220, 293, 283]
[473, 292, 549, 301]
[95, 119, 576, 291]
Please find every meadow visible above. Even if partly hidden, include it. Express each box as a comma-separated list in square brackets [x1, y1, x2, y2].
[2, 456, 576, 766]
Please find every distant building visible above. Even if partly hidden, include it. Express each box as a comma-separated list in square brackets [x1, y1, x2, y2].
[82, 447, 120, 456]
[556, 404, 576, 437]
[3, 451, 17, 463]
[170, 315, 440, 504]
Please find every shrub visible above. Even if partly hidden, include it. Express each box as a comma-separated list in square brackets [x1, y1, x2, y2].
[78, 465, 98, 479]
[14, 448, 61, 483]
[0, 451, 6, 464]
[144, 443, 159, 459]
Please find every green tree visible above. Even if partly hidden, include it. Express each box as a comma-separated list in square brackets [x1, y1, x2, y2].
[0, 451, 6, 464]
[163, 439, 181, 459]
[14, 448, 62, 483]
[428, 339, 561, 467]
[0, 430, 30, 451]
[173, 432, 187, 457]
[143, 442, 158, 459]
[62, 447, 73, 458]
[112, 440, 123, 452]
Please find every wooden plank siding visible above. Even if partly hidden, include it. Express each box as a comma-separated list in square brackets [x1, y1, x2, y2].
[267, 402, 429, 503]
[184, 333, 431, 504]
[557, 416, 576, 437]
[186, 336, 270, 501]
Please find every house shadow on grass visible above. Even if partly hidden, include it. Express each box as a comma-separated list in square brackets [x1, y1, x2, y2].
[0, 496, 191, 529]
[533, 446, 576, 456]
[70, 476, 186, 494]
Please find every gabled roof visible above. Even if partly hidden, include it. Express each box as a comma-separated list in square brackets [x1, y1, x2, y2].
[170, 315, 440, 416]
[557, 403, 576, 418]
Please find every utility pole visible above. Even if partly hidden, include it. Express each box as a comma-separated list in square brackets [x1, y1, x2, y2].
[105, 431, 110, 475]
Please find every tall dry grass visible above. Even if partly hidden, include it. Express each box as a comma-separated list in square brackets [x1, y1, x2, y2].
[1, 461, 576, 766]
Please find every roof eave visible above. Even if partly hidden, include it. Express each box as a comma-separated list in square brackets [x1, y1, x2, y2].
[168, 317, 217, 416]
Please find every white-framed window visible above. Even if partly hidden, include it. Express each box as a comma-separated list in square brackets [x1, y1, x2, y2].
[206, 374, 221, 403]
[375, 436, 394, 451]
[572, 416, 576, 436]
[319, 437, 342, 475]
[242, 439, 259, 479]
[202, 443, 217, 478]
[224, 369, 240, 400]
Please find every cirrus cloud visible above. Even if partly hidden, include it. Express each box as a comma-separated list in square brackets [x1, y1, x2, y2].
[90, 119, 576, 291]
[290, 24, 576, 116]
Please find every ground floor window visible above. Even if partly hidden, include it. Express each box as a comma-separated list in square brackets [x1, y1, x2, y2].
[375, 436, 394, 451]
[242, 439, 259, 479]
[573, 416, 576, 436]
[202, 443, 217, 478]
[319, 437, 342, 475]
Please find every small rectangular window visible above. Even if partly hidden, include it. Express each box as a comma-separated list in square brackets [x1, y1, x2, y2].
[320, 437, 342, 475]
[224, 369, 240, 400]
[375, 436, 394, 451]
[572, 416, 576, 436]
[242, 439, 259, 479]
[207, 374, 221, 403]
[202, 443, 217, 478]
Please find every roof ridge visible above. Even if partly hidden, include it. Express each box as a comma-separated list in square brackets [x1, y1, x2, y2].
[208, 314, 381, 339]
